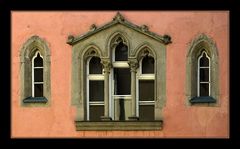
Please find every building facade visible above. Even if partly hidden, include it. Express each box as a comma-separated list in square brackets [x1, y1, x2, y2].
[11, 11, 229, 138]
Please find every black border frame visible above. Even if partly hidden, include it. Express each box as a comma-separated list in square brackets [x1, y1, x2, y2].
[0, 0, 239, 147]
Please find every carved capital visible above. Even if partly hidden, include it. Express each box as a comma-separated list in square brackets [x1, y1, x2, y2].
[101, 59, 112, 74]
[128, 59, 139, 72]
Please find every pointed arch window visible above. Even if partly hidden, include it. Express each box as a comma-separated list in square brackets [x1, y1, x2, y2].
[186, 34, 219, 104]
[137, 56, 155, 121]
[112, 41, 131, 120]
[32, 52, 44, 97]
[70, 13, 169, 130]
[115, 41, 128, 61]
[198, 51, 210, 97]
[20, 36, 50, 104]
[87, 56, 104, 121]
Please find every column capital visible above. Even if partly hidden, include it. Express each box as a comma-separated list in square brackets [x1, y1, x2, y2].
[128, 58, 139, 72]
[101, 59, 112, 74]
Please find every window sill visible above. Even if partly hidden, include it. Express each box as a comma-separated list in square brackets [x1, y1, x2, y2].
[190, 96, 216, 103]
[75, 120, 163, 131]
[23, 97, 48, 103]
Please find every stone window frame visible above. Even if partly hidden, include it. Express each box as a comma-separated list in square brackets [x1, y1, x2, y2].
[186, 34, 219, 106]
[69, 12, 171, 130]
[20, 36, 51, 106]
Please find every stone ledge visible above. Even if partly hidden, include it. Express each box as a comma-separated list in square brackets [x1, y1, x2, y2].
[23, 97, 48, 103]
[75, 120, 163, 131]
[190, 96, 216, 103]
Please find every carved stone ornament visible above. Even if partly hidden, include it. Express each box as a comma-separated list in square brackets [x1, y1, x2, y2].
[101, 59, 112, 73]
[90, 24, 97, 31]
[163, 34, 172, 44]
[110, 37, 127, 49]
[67, 35, 75, 44]
[128, 59, 139, 72]
[113, 12, 125, 22]
[141, 25, 149, 32]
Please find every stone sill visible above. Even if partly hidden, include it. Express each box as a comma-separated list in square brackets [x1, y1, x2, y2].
[23, 97, 48, 103]
[190, 96, 216, 103]
[75, 120, 163, 131]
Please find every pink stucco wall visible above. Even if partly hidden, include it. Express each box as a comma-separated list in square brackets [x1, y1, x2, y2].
[11, 11, 229, 138]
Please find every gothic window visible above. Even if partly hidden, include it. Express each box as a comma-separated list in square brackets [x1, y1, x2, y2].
[20, 36, 51, 104]
[186, 34, 219, 104]
[32, 52, 44, 97]
[69, 12, 170, 130]
[198, 51, 210, 97]
[87, 57, 104, 121]
[137, 56, 155, 121]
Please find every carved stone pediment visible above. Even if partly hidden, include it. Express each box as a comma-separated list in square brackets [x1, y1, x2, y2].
[67, 12, 172, 46]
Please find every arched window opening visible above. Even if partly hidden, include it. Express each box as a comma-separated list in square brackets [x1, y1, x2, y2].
[137, 55, 155, 121]
[32, 51, 44, 97]
[198, 51, 210, 97]
[115, 42, 128, 61]
[89, 57, 102, 74]
[87, 56, 104, 121]
[142, 56, 154, 74]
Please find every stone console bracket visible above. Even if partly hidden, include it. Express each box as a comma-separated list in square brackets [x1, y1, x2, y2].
[75, 120, 163, 131]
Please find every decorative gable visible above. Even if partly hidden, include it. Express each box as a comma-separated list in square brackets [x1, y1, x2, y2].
[67, 12, 171, 46]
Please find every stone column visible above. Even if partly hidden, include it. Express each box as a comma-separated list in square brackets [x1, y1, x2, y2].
[100, 59, 112, 121]
[128, 58, 139, 121]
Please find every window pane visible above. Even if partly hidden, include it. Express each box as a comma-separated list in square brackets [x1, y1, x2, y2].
[89, 81, 104, 101]
[139, 80, 154, 101]
[200, 83, 209, 96]
[200, 68, 209, 82]
[200, 53, 209, 67]
[139, 105, 154, 121]
[34, 53, 43, 67]
[142, 56, 154, 74]
[114, 68, 131, 95]
[34, 68, 43, 82]
[89, 105, 104, 121]
[89, 57, 102, 74]
[115, 42, 128, 61]
[34, 84, 43, 97]
[119, 98, 125, 120]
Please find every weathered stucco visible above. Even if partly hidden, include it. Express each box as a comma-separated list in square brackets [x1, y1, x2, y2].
[11, 11, 229, 138]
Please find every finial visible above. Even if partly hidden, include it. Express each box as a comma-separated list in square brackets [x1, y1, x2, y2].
[141, 25, 149, 32]
[113, 12, 125, 22]
[90, 24, 97, 31]
[67, 35, 74, 44]
[163, 34, 172, 44]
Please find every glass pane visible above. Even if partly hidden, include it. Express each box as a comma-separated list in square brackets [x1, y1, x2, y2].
[139, 80, 154, 101]
[34, 84, 43, 97]
[89, 81, 104, 101]
[139, 105, 154, 121]
[200, 53, 209, 67]
[200, 68, 209, 82]
[200, 83, 209, 96]
[119, 99, 125, 120]
[142, 56, 154, 74]
[115, 42, 128, 61]
[34, 53, 43, 67]
[89, 105, 104, 121]
[114, 68, 131, 95]
[34, 68, 43, 82]
[89, 57, 102, 74]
